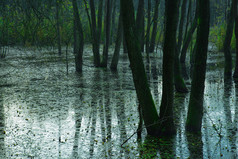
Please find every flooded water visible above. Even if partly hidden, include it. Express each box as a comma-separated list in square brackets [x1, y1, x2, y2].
[0, 46, 237, 158]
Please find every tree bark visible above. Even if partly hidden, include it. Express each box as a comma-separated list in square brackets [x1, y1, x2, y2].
[101, 0, 112, 67]
[223, 0, 236, 78]
[56, 0, 62, 56]
[110, 13, 123, 70]
[136, 0, 145, 53]
[186, 0, 210, 133]
[233, 1, 238, 78]
[120, 0, 160, 136]
[72, 0, 84, 73]
[145, 0, 151, 57]
[149, 0, 160, 53]
[174, 0, 188, 93]
[89, 0, 101, 67]
[158, 0, 179, 136]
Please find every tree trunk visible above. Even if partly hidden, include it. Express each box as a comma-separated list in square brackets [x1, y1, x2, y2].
[110, 0, 116, 44]
[145, 0, 151, 57]
[186, 0, 210, 133]
[89, 0, 101, 67]
[223, 0, 236, 78]
[120, 0, 160, 136]
[149, 0, 160, 53]
[180, 10, 197, 64]
[110, 13, 123, 70]
[233, 5, 238, 78]
[179, 2, 198, 79]
[56, 0, 62, 56]
[101, 0, 112, 67]
[174, 0, 188, 93]
[72, 0, 84, 73]
[136, 0, 145, 53]
[158, 0, 179, 136]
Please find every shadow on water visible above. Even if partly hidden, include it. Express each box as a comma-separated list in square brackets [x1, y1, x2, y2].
[72, 75, 84, 158]
[173, 92, 189, 158]
[223, 78, 238, 158]
[112, 72, 130, 158]
[0, 88, 5, 158]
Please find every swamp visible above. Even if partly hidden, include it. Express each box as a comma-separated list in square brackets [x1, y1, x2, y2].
[1, 0, 238, 158]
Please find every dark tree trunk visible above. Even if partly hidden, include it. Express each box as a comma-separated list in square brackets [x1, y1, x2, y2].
[180, 11, 197, 64]
[174, 0, 188, 93]
[149, 0, 160, 53]
[123, 34, 128, 54]
[179, 3, 198, 79]
[186, 0, 210, 133]
[97, 0, 103, 49]
[158, 0, 179, 136]
[89, 0, 101, 67]
[120, 0, 160, 136]
[110, 13, 123, 70]
[136, 0, 145, 53]
[223, 0, 236, 78]
[101, 0, 112, 67]
[145, 0, 151, 57]
[177, 0, 188, 53]
[72, 0, 84, 73]
[110, 0, 116, 44]
[234, 5, 238, 78]
[56, 0, 61, 56]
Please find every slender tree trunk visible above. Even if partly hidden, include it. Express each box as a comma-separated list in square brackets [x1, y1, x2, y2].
[149, 0, 160, 53]
[186, 0, 210, 133]
[136, 0, 145, 53]
[89, 0, 101, 67]
[180, 10, 198, 64]
[72, 0, 84, 73]
[110, 13, 123, 70]
[145, 0, 151, 56]
[110, 0, 116, 44]
[158, 0, 179, 136]
[180, 2, 198, 79]
[97, 0, 103, 49]
[101, 0, 112, 67]
[177, 0, 188, 53]
[233, 2, 238, 78]
[223, 0, 236, 78]
[56, 0, 62, 56]
[120, 0, 160, 136]
[174, 0, 188, 93]
[123, 34, 128, 54]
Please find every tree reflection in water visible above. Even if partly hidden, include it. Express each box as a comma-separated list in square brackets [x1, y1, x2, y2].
[0, 89, 5, 158]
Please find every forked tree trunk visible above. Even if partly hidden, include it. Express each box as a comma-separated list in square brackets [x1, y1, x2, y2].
[158, 0, 179, 136]
[120, 0, 160, 136]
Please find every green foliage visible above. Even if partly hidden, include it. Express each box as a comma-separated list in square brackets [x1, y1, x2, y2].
[0, 0, 93, 47]
[210, 23, 236, 52]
